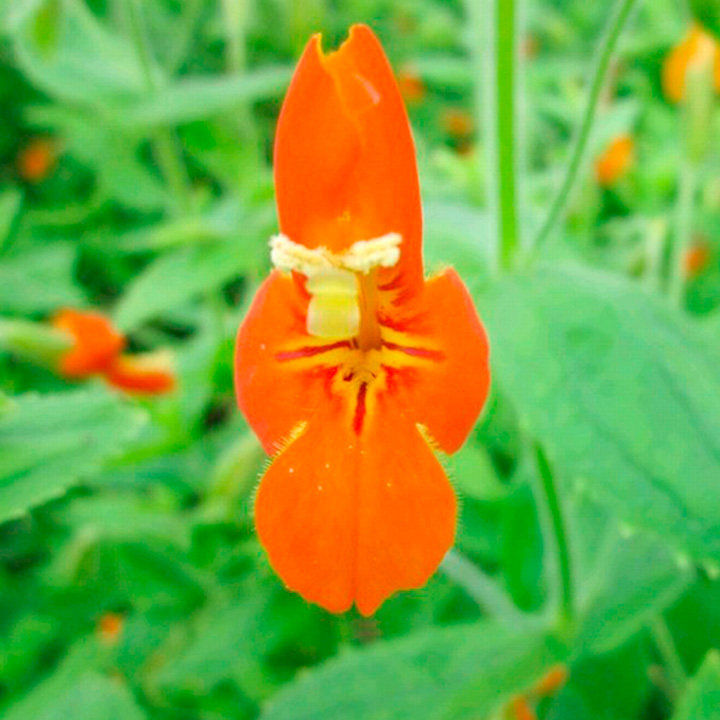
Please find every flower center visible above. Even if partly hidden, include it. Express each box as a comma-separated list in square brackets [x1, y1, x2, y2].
[270, 232, 401, 351]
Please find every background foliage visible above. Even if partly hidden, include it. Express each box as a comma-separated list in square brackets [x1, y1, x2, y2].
[1, 0, 719, 718]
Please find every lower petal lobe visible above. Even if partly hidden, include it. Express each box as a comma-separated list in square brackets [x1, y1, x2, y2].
[254, 392, 455, 615]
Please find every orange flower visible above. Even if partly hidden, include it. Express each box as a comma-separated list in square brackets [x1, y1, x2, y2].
[441, 107, 474, 140]
[397, 65, 426, 105]
[52, 308, 126, 378]
[663, 23, 720, 103]
[684, 242, 711, 277]
[595, 134, 634, 186]
[52, 308, 176, 396]
[509, 696, 537, 720]
[105, 352, 176, 396]
[234, 25, 490, 616]
[532, 664, 569, 697]
[17, 138, 56, 182]
[97, 612, 124, 645]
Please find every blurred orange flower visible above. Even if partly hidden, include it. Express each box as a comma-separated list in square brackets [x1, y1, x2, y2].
[441, 107, 474, 139]
[53, 308, 126, 378]
[595, 134, 634, 186]
[97, 612, 125, 645]
[663, 23, 720, 103]
[17, 138, 56, 183]
[532, 663, 569, 697]
[509, 696, 537, 720]
[684, 241, 711, 277]
[105, 353, 176, 396]
[397, 65, 426, 104]
[52, 308, 175, 396]
[234, 25, 490, 615]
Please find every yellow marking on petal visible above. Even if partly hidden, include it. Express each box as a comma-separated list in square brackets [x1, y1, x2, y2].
[306, 270, 360, 338]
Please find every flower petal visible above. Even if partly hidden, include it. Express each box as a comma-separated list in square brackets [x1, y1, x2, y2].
[386, 269, 490, 453]
[274, 25, 422, 294]
[235, 271, 343, 454]
[254, 392, 456, 615]
[104, 354, 176, 396]
[52, 308, 126, 378]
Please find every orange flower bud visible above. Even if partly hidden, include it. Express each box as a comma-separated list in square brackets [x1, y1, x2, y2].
[532, 663, 569, 697]
[17, 138, 56, 183]
[441, 107, 474, 140]
[663, 23, 720, 103]
[397, 66, 426, 104]
[684, 242, 711, 277]
[595, 134, 634, 186]
[509, 695, 538, 720]
[97, 612, 124, 645]
[52, 309, 126, 379]
[104, 353, 176, 396]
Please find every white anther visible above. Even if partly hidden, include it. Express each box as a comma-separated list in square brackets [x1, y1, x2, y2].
[341, 233, 402, 273]
[269, 232, 402, 276]
[270, 234, 334, 275]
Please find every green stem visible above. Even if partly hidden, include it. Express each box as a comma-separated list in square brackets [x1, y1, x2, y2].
[125, 0, 192, 213]
[533, 445, 574, 633]
[464, 0, 498, 271]
[496, 0, 520, 269]
[668, 158, 697, 308]
[531, 0, 638, 255]
[464, 0, 520, 270]
[651, 616, 687, 701]
[441, 549, 524, 624]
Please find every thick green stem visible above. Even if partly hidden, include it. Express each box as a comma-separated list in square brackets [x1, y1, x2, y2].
[125, 0, 192, 212]
[464, 0, 520, 270]
[534, 445, 574, 633]
[532, 0, 638, 254]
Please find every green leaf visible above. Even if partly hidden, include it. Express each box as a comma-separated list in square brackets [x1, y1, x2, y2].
[0, 389, 146, 524]
[0, 186, 23, 249]
[12, 0, 144, 109]
[482, 265, 720, 564]
[672, 650, 720, 720]
[691, 0, 720, 41]
[0, 242, 83, 315]
[577, 529, 694, 653]
[151, 591, 278, 695]
[113, 240, 262, 331]
[119, 66, 292, 130]
[260, 621, 563, 720]
[2, 641, 146, 720]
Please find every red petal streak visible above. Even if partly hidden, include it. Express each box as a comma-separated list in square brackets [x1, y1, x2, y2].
[352, 381, 368, 434]
[276, 340, 353, 362]
[382, 340, 444, 362]
[254, 395, 456, 615]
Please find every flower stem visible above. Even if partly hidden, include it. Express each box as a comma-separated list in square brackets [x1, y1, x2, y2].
[496, 0, 520, 269]
[531, 0, 638, 255]
[441, 549, 524, 624]
[651, 616, 687, 701]
[533, 444, 574, 634]
[464, 0, 521, 270]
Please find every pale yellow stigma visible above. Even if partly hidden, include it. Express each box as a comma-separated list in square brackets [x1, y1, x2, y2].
[269, 233, 402, 339]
